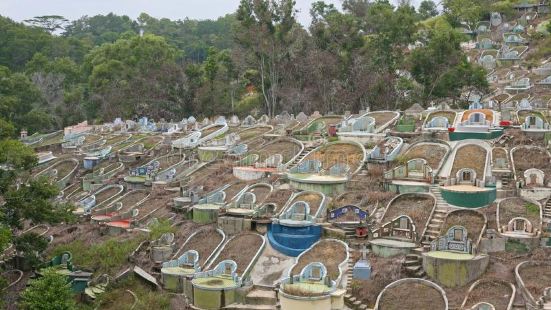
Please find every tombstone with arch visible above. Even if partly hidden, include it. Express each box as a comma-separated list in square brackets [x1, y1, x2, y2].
[524, 168, 545, 186]
[427, 116, 450, 129]
[299, 262, 328, 282]
[431, 225, 472, 253]
[507, 217, 534, 234]
[457, 168, 477, 185]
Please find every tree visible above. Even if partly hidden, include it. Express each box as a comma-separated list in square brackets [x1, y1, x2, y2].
[63, 13, 138, 46]
[24, 15, 68, 33]
[13, 233, 49, 268]
[235, 0, 299, 117]
[409, 19, 488, 103]
[21, 268, 76, 310]
[0, 66, 52, 134]
[0, 118, 15, 139]
[83, 34, 184, 119]
[1, 176, 74, 229]
[419, 1, 439, 20]
[442, 0, 483, 29]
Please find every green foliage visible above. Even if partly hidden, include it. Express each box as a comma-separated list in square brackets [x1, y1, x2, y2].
[505, 239, 529, 254]
[395, 154, 411, 165]
[0, 16, 87, 71]
[0, 225, 12, 253]
[443, 0, 483, 29]
[419, 1, 439, 20]
[138, 12, 236, 63]
[24, 15, 68, 34]
[94, 275, 170, 310]
[0, 139, 37, 170]
[525, 203, 540, 216]
[0, 118, 15, 139]
[236, 93, 262, 116]
[149, 219, 176, 240]
[409, 21, 488, 101]
[1, 176, 74, 228]
[21, 267, 76, 310]
[14, 233, 49, 268]
[64, 13, 138, 46]
[83, 34, 186, 119]
[51, 236, 144, 274]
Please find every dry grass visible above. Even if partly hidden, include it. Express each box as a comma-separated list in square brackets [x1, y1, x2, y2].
[282, 284, 327, 297]
[352, 253, 404, 307]
[189, 161, 239, 193]
[117, 191, 150, 211]
[442, 210, 486, 244]
[426, 111, 456, 124]
[499, 198, 541, 231]
[305, 143, 363, 171]
[334, 191, 370, 208]
[381, 194, 434, 234]
[263, 189, 293, 208]
[405, 143, 448, 169]
[224, 181, 250, 202]
[291, 239, 347, 279]
[252, 140, 302, 163]
[239, 126, 272, 141]
[450, 145, 487, 180]
[512, 146, 551, 184]
[201, 125, 223, 136]
[492, 148, 508, 165]
[210, 233, 263, 275]
[180, 226, 223, 266]
[367, 111, 397, 128]
[52, 160, 78, 180]
[95, 186, 122, 204]
[248, 185, 272, 203]
[378, 282, 446, 310]
[520, 264, 551, 298]
[462, 279, 513, 310]
[286, 192, 323, 216]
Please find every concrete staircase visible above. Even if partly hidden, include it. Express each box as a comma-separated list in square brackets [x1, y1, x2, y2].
[543, 199, 551, 227]
[287, 143, 318, 170]
[501, 174, 512, 188]
[403, 253, 426, 278]
[225, 286, 278, 310]
[344, 248, 370, 310]
[422, 186, 452, 251]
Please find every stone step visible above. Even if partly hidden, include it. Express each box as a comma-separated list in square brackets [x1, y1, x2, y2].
[405, 265, 421, 273]
[245, 289, 277, 306]
[430, 218, 444, 224]
[405, 254, 421, 260]
[404, 259, 420, 267]
[415, 269, 426, 278]
[225, 303, 276, 310]
[428, 223, 442, 229]
[426, 229, 440, 235]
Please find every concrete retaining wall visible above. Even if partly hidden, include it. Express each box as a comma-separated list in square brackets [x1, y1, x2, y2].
[422, 253, 489, 288]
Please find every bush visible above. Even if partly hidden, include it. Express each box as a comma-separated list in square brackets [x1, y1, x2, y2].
[148, 219, 175, 240]
[505, 239, 529, 254]
[14, 233, 49, 268]
[51, 236, 145, 274]
[525, 203, 540, 216]
[20, 268, 76, 310]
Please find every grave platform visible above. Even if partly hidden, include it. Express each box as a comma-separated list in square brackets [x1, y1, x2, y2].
[369, 238, 417, 257]
[422, 251, 489, 287]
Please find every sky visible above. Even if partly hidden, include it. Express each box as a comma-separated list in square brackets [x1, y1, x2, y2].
[0, 0, 421, 26]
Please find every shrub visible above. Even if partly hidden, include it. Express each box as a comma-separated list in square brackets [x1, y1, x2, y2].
[505, 239, 529, 254]
[20, 268, 76, 310]
[524, 203, 539, 216]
